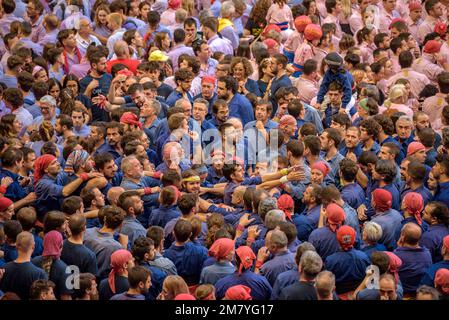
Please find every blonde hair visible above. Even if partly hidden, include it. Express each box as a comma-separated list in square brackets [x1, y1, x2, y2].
[341, 0, 352, 18]
[107, 13, 123, 26]
[182, 0, 195, 16]
[385, 84, 407, 106]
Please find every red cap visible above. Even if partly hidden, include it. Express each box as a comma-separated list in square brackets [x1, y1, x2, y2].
[0, 197, 13, 212]
[263, 38, 278, 50]
[407, 141, 426, 156]
[262, 24, 281, 36]
[326, 203, 346, 232]
[336, 225, 356, 251]
[423, 40, 442, 54]
[435, 269, 449, 294]
[389, 18, 406, 30]
[311, 161, 330, 176]
[294, 15, 312, 33]
[225, 285, 252, 300]
[304, 24, 322, 41]
[372, 188, 393, 212]
[408, 1, 422, 11]
[434, 23, 447, 36]
[202, 75, 216, 85]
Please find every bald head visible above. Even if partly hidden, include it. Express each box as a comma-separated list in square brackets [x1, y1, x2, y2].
[401, 222, 422, 246]
[16, 231, 35, 254]
[107, 187, 125, 207]
[114, 40, 130, 58]
[227, 117, 243, 131]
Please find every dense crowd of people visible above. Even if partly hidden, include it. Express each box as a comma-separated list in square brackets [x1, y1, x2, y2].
[0, 0, 448, 301]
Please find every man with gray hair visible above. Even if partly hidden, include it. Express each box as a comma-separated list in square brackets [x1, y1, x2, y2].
[395, 115, 415, 156]
[32, 95, 58, 127]
[361, 221, 386, 257]
[279, 250, 323, 300]
[255, 229, 296, 286]
[315, 271, 336, 300]
[219, 1, 239, 50]
[75, 18, 101, 56]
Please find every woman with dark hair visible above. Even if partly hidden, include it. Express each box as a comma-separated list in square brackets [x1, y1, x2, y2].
[0, 114, 22, 138]
[152, 32, 171, 53]
[302, 0, 320, 24]
[139, 2, 151, 22]
[62, 74, 93, 113]
[244, 0, 271, 38]
[230, 57, 261, 97]
[31, 231, 73, 300]
[47, 78, 62, 105]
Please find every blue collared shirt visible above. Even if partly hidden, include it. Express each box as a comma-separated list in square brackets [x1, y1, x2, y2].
[200, 261, 236, 285]
[0, 168, 27, 203]
[340, 183, 365, 210]
[308, 226, 340, 261]
[420, 260, 449, 287]
[260, 250, 297, 287]
[148, 205, 180, 228]
[394, 246, 433, 294]
[121, 216, 147, 246]
[433, 181, 449, 209]
[166, 90, 193, 107]
[271, 268, 298, 300]
[228, 93, 255, 127]
[420, 224, 449, 263]
[214, 270, 272, 300]
[371, 209, 404, 250]
[325, 249, 371, 294]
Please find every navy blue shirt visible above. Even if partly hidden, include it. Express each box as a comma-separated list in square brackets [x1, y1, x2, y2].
[148, 205, 181, 228]
[79, 73, 113, 122]
[31, 257, 73, 298]
[420, 260, 449, 287]
[278, 280, 318, 300]
[60, 239, 98, 275]
[215, 270, 272, 300]
[166, 90, 193, 107]
[433, 181, 449, 209]
[140, 262, 167, 300]
[269, 74, 292, 115]
[271, 268, 298, 300]
[420, 224, 449, 263]
[340, 183, 365, 210]
[0, 261, 47, 300]
[228, 93, 255, 127]
[394, 246, 433, 294]
[34, 174, 65, 219]
[0, 168, 27, 203]
[308, 226, 340, 261]
[99, 275, 129, 300]
[163, 242, 208, 285]
[292, 214, 314, 242]
[325, 249, 371, 294]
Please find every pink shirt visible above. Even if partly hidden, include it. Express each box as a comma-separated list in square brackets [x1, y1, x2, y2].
[405, 17, 423, 43]
[160, 9, 176, 26]
[322, 14, 342, 39]
[441, 42, 449, 65]
[294, 42, 315, 66]
[391, 56, 401, 74]
[412, 54, 445, 85]
[316, 0, 328, 20]
[348, 11, 363, 35]
[360, 42, 376, 64]
[294, 76, 319, 104]
[422, 94, 448, 131]
[417, 16, 440, 45]
[379, 10, 400, 33]
[387, 68, 431, 98]
[383, 103, 413, 118]
[266, 3, 293, 26]
[284, 31, 303, 53]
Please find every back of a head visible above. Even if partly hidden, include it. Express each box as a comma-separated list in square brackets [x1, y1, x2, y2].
[16, 231, 34, 253]
[315, 271, 335, 299]
[299, 250, 323, 281]
[401, 222, 422, 246]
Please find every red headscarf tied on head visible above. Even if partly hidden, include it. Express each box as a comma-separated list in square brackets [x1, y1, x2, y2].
[435, 268, 449, 294]
[403, 192, 424, 225]
[208, 238, 235, 260]
[294, 15, 312, 33]
[202, 75, 216, 86]
[326, 203, 346, 232]
[225, 285, 252, 300]
[312, 161, 330, 177]
[235, 246, 256, 274]
[109, 250, 133, 293]
[42, 231, 63, 259]
[372, 189, 392, 213]
[34, 154, 57, 185]
[277, 194, 294, 221]
[120, 112, 143, 129]
[384, 251, 403, 283]
[336, 225, 356, 251]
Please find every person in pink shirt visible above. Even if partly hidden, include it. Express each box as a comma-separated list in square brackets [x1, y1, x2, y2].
[389, 37, 408, 74]
[379, 0, 401, 33]
[417, 0, 445, 45]
[387, 51, 431, 99]
[292, 23, 322, 77]
[293, 59, 320, 104]
[161, 0, 181, 27]
[266, 0, 294, 40]
[322, 0, 343, 39]
[383, 84, 414, 117]
[422, 72, 449, 131]
[406, 2, 424, 42]
[348, 0, 371, 35]
[412, 40, 449, 85]
[315, 0, 329, 20]
[284, 16, 312, 64]
[357, 26, 377, 64]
